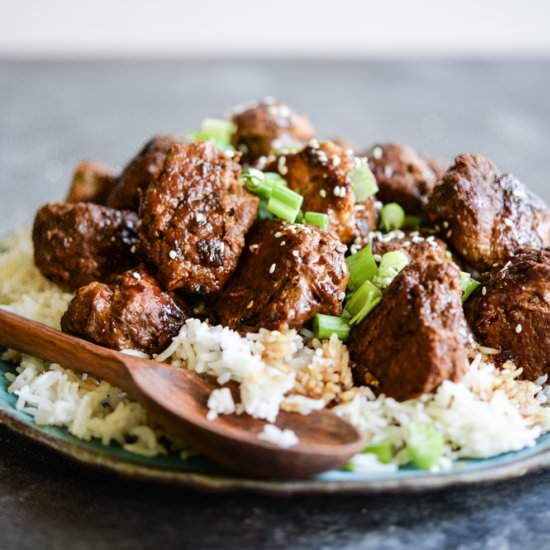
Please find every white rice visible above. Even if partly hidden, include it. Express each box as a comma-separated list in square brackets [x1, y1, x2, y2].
[258, 424, 298, 448]
[2, 229, 550, 472]
[206, 387, 235, 420]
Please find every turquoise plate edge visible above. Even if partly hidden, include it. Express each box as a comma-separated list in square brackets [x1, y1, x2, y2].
[2, 358, 550, 495]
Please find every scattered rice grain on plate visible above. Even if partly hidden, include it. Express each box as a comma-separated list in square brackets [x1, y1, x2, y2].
[258, 424, 298, 448]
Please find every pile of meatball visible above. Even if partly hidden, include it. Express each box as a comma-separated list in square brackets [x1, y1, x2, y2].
[32, 98, 550, 402]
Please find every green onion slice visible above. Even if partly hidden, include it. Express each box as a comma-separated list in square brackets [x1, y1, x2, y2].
[242, 168, 274, 200]
[460, 271, 480, 303]
[373, 250, 409, 289]
[406, 422, 444, 470]
[349, 165, 378, 202]
[403, 215, 422, 229]
[346, 242, 378, 292]
[346, 279, 382, 325]
[313, 314, 350, 341]
[267, 185, 303, 223]
[363, 440, 394, 464]
[257, 199, 274, 220]
[304, 211, 329, 230]
[192, 118, 236, 150]
[380, 202, 406, 232]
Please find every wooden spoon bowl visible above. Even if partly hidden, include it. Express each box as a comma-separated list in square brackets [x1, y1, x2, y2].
[0, 309, 364, 479]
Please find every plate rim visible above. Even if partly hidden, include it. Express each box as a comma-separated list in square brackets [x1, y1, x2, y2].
[2, 407, 550, 495]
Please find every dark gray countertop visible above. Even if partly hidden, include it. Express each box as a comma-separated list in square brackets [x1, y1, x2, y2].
[1, 60, 550, 549]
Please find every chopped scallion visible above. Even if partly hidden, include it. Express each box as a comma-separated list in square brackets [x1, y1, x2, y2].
[346, 279, 382, 325]
[313, 314, 350, 341]
[406, 422, 444, 470]
[267, 185, 304, 223]
[363, 440, 393, 464]
[257, 199, 274, 220]
[380, 202, 406, 232]
[242, 168, 274, 200]
[192, 118, 236, 150]
[403, 215, 422, 229]
[346, 243, 378, 292]
[460, 271, 480, 303]
[349, 165, 378, 202]
[373, 250, 409, 289]
[304, 211, 329, 230]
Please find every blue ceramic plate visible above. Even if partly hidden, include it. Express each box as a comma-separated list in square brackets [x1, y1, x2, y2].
[1, 358, 550, 494]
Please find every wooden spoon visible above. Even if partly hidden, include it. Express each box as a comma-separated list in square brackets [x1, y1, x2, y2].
[0, 309, 364, 479]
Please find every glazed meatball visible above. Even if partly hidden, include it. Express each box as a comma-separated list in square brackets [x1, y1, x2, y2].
[464, 249, 550, 380]
[231, 99, 315, 165]
[348, 251, 467, 401]
[215, 220, 349, 332]
[65, 160, 115, 204]
[106, 135, 179, 211]
[139, 142, 259, 294]
[425, 154, 550, 271]
[370, 230, 449, 263]
[61, 266, 187, 354]
[278, 141, 377, 244]
[33, 202, 139, 289]
[365, 143, 440, 214]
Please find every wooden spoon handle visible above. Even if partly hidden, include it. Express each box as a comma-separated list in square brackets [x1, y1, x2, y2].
[0, 308, 138, 393]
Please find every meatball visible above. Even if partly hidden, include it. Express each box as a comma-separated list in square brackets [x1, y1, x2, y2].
[425, 154, 550, 271]
[215, 220, 348, 332]
[279, 141, 377, 244]
[365, 143, 440, 214]
[61, 266, 187, 354]
[139, 142, 259, 294]
[348, 251, 467, 401]
[370, 230, 449, 263]
[106, 135, 179, 211]
[33, 202, 139, 289]
[231, 99, 315, 165]
[464, 249, 550, 380]
[65, 160, 115, 204]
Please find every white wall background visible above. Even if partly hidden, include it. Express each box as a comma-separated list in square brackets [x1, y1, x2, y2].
[1, 0, 550, 58]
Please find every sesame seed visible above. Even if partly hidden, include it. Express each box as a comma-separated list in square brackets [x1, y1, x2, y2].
[372, 146, 383, 160]
[482, 286, 487, 295]
[168, 250, 177, 260]
[132, 272, 141, 280]
[246, 300, 254, 309]
[269, 263, 276, 274]
[292, 250, 300, 258]
[446, 229, 453, 237]
[443, 221, 449, 229]
[280, 241, 286, 246]
[278, 156, 288, 175]
[274, 231, 283, 238]
[249, 244, 259, 252]
[515, 323, 523, 334]
[320, 189, 327, 198]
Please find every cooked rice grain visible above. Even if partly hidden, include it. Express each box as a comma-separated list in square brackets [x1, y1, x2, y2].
[2, 230, 550, 471]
